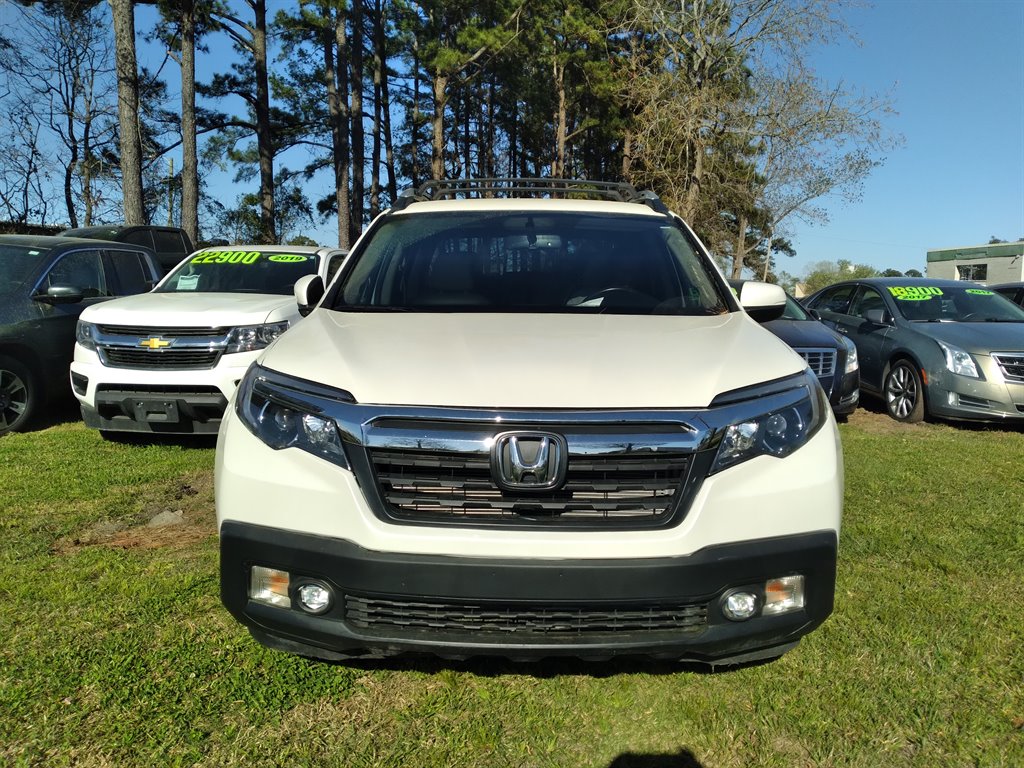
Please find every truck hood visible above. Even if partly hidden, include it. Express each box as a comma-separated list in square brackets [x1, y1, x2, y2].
[260, 310, 806, 409]
[911, 321, 1024, 355]
[79, 292, 298, 327]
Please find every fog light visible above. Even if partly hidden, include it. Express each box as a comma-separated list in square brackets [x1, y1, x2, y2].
[297, 582, 333, 614]
[250, 565, 290, 608]
[763, 575, 805, 616]
[71, 372, 88, 396]
[722, 590, 759, 621]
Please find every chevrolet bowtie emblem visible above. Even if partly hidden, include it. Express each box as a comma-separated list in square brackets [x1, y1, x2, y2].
[139, 337, 170, 349]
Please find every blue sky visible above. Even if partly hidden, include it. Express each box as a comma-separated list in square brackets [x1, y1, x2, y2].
[781, 0, 1024, 278]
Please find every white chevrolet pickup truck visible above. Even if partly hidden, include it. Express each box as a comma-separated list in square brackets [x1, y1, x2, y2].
[215, 180, 843, 668]
[71, 244, 347, 434]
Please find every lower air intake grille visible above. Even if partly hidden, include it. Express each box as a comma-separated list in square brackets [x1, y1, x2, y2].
[344, 595, 708, 637]
[367, 448, 689, 525]
[100, 348, 222, 370]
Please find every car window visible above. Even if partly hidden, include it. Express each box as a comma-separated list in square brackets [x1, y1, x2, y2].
[331, 211, 729, 315]
[325, 252, 347, 285]
[123, 230, 154, 249]
[156, 249, 319, 295]
[104, 249, 152, 295]
[886, 284, 1024, 322]
[153, 229, 185, 254]
[44, 249, 107, 297]
[849, 286, 885, 318]
[0, 242, 50, 286]
[811, 285, 857, 314]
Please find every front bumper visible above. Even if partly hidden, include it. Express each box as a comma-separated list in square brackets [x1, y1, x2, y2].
[220, 522, 837, 664]
[925, 361, 1024, 421]
[71, 346, 256, 433]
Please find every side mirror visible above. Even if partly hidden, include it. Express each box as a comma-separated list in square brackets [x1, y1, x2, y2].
[294, 274, 324, 317]
[807, 308, 822, 321]
[36, 284, 85, 304]
[863, 308, 891, 325]
[738, 281, 786, 323]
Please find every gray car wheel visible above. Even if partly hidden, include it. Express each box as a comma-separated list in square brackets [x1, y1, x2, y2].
[884, 360, 925, 423]
[0, 355, 37, 435]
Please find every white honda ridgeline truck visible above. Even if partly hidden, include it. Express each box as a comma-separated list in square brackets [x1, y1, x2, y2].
[215, 179, 843, 668]
[71, 245, 347, 434]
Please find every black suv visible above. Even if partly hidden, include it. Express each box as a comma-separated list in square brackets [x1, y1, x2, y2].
[60, 225, 194, 274]
[0, 235, 162, 434]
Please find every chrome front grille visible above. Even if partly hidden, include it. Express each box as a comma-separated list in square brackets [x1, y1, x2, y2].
[796, 348, 836, 378]
[345, 594, 708, 637]
[100, 348, 222, 370]
[363, 431, 694, 528]
[97, 324, 229, 337]
[993, 353, 1024, 383]
[93, 325, 230, 370]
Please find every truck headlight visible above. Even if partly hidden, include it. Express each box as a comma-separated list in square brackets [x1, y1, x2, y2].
[235, 364, 350, 468]
[711, 374, 827, 474]
[225, 322, 290, 354]
[76, 320, 98, 351]
[936, 340, 979, 378]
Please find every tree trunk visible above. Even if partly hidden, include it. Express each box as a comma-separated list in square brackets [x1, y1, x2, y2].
[369, 1, 383, 219]
[376, 0, 397, 203]
[324, 3, 350, 247]
[108, 0, 145, 225]
[180, 0, 199, 244]
[252, 0, 276, 243]
[552, 58, 567, 179]
[731, 212, 748, 279]
[350, 0, 364, 241]
[431, 71, 447, 180]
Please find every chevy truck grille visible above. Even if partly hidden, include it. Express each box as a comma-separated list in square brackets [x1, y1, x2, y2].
[992, 353, 1024, 383]
[796, 348, 836, 378]
[96, 324, 229, 337]
[345, 594, 707, 637]
[100, 348, 222, 370]
[367, 447, 690, 524]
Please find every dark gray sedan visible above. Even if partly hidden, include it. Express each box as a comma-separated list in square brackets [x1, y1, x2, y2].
[803, 277, 1024, 422]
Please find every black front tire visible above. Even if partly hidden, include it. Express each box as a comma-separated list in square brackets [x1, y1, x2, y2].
[0, 355, 38, 435]
[884, 360, 925, 423]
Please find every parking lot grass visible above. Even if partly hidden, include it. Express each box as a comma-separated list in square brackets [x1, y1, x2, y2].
[1, 412, 1022, 766]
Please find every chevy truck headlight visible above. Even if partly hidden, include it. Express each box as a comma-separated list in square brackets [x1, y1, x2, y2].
[76, 320, 98, 351]
[225, 322, 290, 354]
[235, 365, 349, 468]
[711, 375, 827, 474]
[842, 336, 859, 374]
[937, 340, 979, 378]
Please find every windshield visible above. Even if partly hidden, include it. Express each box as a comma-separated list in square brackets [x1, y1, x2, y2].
[887, 284, 1024, 322]
[0, 243, 50, 288]
[329, 211, 730, 315]
[156, 249, 319, 295]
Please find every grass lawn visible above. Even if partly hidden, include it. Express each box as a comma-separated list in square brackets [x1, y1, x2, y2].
[1, 405, 1022, 767]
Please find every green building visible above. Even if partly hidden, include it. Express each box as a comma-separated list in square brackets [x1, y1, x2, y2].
[926, 241, 1024, 283]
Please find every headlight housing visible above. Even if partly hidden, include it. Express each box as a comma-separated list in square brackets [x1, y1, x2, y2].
[841, 336, 859, 374]
[711, 373, 828, 474]
[936, 340, 979, 378]
[225, 322, 290, 354]
[235, 364, 350, 468]
[76, 320, 98, 351]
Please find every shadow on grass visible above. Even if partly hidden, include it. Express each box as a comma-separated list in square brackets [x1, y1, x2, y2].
[314, 650, 778, 679]
[607, 750, 706, 768]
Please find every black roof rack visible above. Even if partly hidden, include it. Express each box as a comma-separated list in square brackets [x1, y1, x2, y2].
[392, 178, 669, 214]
